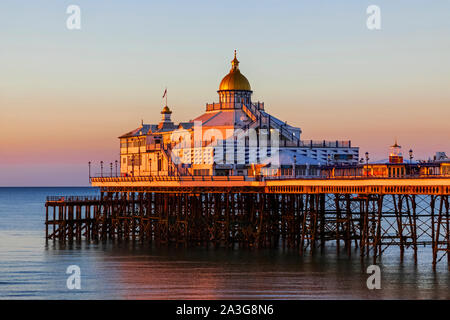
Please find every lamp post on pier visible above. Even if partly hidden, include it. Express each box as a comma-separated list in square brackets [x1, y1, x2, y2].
[100, 161, 103, 177]
[115, 160, 118, 177]
[293, 154, 296, 178]
[110, 162, 113, 177]
[409, 149, 414, 176]
[88, 161, 91, 182]
[365, 152, 369, 177]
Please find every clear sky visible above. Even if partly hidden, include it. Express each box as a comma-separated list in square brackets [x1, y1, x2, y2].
[1, 0, 449, 186]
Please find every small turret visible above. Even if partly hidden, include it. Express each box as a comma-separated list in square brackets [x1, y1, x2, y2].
[158, 105, 174, 130]
[389, 139, 403, 164]
[161, 105, 172, 122]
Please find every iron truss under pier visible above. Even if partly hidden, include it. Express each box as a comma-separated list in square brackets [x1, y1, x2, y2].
[45, 177, 450, 268]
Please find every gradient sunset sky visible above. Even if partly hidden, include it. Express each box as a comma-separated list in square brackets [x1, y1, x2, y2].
[1, 0, 449, 186]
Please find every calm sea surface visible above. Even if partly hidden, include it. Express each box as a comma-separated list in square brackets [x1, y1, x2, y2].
[0, 187, 449, 299]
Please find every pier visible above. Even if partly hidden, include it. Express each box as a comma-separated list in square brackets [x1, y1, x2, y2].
[43, 53, 450, 269]
[45, 176, 450, 268]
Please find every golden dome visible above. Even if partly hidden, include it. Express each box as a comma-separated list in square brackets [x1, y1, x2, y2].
[161, 106, 172, 114]
[219, 51, 251, 91]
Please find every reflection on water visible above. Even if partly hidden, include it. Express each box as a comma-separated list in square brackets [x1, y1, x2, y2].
[1, 232, 449, 299]
[0, 188, 449, 299]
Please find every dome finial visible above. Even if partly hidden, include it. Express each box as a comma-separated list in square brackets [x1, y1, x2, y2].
[231, 50, 239, 71]
[219, 50, 251, 91]
[392, 138, 400, 148]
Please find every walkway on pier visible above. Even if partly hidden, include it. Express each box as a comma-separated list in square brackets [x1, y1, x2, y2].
[90, 176, 450, 195]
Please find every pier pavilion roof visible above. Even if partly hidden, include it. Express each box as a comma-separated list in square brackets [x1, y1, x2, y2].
[192, 109, 251, 129]
[118, 124, 155, 138]
[177, 122, 195, 130]
[118, 52, 304, 141]
[260, 149, 320, 168]
[119, 104, 302, 141]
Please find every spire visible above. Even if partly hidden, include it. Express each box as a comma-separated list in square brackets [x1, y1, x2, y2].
[231, 50, 239, 71]
[391, 138, 401, 148]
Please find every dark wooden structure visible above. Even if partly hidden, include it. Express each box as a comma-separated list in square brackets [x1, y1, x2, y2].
[45, 179, 450, 268]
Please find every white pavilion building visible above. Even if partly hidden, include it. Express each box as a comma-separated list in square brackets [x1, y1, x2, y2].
[119, 52, 359, 177]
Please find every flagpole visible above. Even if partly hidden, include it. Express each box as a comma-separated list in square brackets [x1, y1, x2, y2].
[162, 87, 168, 106]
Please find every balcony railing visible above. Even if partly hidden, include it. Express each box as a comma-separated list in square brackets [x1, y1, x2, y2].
[46, 195, 100, 202]
[90, 175, 260, 183]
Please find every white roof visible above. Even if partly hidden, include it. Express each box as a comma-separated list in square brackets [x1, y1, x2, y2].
[260, 149, 320, 166]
